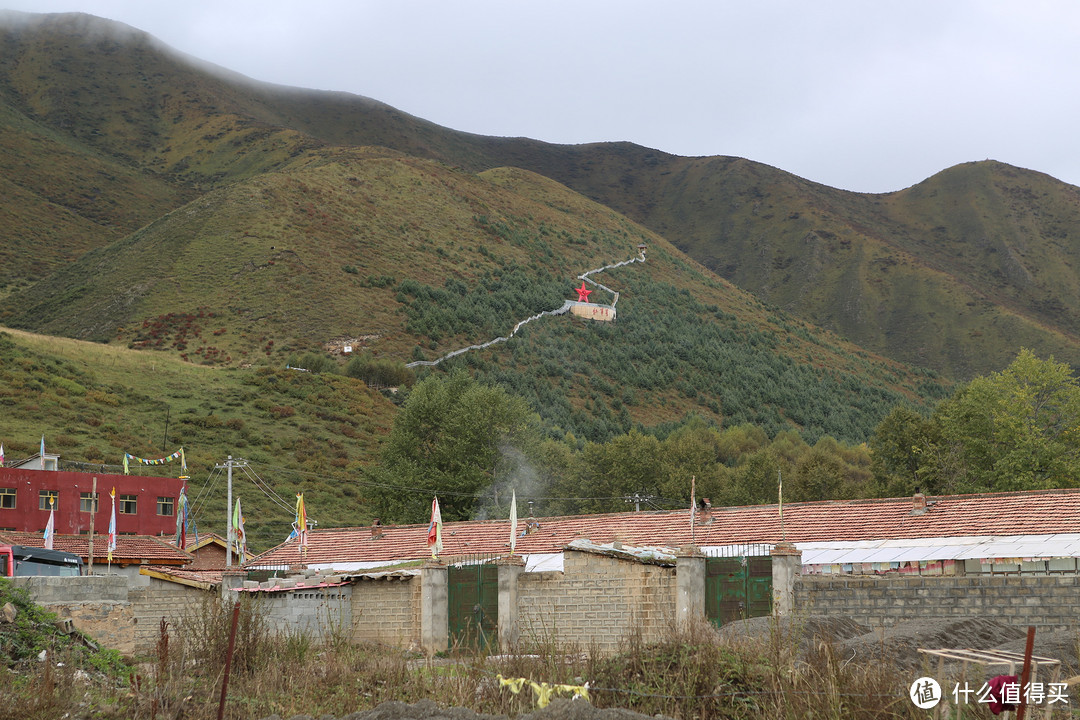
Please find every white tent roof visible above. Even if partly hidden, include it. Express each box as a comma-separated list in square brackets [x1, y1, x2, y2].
[798, 533, 1080, 565]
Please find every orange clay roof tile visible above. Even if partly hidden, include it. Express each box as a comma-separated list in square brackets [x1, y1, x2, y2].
[248, 488, 1080, 568]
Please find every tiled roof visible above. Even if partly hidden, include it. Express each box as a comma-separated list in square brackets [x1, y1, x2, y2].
[0, 532, 192, 565]
[248, 488, 1080, 568]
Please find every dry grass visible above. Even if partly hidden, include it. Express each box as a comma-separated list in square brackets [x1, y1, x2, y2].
[3, 601, 934, 720]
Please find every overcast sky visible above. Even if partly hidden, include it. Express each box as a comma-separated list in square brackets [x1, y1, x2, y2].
[3, 1, 1079, 193]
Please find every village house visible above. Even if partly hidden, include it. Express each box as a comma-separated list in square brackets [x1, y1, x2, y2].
[9, 486, 1080, 656]
[0, 463, 185, 537]
[249, 488, 1080, 578]
[235, 488, 1080, 654]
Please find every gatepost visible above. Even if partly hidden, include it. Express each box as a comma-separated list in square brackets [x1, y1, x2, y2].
[676, 545, 705, 628]
[771, 541, 801, 616]
[497, 555, 525, 652]
[420, 560, 448, 655]
[220, 569, 246, 599]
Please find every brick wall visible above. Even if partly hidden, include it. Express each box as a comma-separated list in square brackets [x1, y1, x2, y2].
[796, 574, 1080, 631]
[518, 550, 677, 653]
[351, 577, 421, 648]
[189, 543, 226, 570]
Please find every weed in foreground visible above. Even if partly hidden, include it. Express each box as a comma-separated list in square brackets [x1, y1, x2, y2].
[5, 594, 933, 720]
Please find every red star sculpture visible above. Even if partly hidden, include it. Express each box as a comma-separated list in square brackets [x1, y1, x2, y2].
[575, 281, 592, 302]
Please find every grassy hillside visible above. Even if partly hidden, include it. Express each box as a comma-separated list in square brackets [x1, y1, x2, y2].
[2, 143, 948, 443]
[0, 327, 396, 550]
[491, 151, 1080, 380]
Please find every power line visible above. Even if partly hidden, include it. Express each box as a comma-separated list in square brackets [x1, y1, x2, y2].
[247, 460, 658, 503]
[240, 464, 297, 515]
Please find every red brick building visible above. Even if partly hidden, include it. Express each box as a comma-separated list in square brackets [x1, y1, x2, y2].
[0, 467, 184, 537]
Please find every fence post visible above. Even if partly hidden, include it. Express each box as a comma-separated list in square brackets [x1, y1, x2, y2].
[420, 560, 448, 655]
[771, 542, 801, 616]
[676, 546, 705, 629]
[497, 555, 524, 652]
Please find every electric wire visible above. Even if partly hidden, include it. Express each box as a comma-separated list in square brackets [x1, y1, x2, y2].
[239, 464, 297, 515]
[187, 466, 222, 521]
[248, 460, 670, 504]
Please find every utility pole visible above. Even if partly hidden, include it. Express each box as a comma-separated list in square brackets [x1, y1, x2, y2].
[215, 456, 247, 567]
[162, 407, 170, 452]
[88, 476, 96, 575]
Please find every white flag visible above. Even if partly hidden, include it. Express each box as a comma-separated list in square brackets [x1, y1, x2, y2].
[510, 491, 518, 555]
[108, 488, 117, 563]
[427, 497, 443, 559]
[43, 496, 55, 549]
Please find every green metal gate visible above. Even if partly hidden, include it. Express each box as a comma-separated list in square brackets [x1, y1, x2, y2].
[447, 560, 499, 650]
[705, 550, 772, 627]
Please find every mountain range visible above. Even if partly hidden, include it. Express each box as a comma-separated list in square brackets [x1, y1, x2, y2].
[8, 10, 1080, 544]
[3, 12, 1080, 385]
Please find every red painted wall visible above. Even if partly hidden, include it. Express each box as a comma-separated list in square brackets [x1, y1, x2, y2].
[0, 467, 183, 536]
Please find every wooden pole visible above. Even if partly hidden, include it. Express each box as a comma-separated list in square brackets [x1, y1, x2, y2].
[217, 600, 241, 720]
[87, 477, 96, 575]
[1015, 625, 1036, 720]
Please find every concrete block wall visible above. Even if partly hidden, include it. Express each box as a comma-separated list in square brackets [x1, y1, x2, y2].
[254, 586, 353, 643]
[796, 575, 1080, 632]
[351, 577, 421, 648]
[518, 550, 677, 652]
[129, 580, 208, 652]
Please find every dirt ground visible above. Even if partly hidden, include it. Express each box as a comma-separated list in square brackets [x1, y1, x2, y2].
[719, 614, 1078, 672]
[718, 614, 1080, 695]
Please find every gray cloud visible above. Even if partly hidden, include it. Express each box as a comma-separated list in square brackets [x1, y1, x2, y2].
[3, 0, 1078, 192]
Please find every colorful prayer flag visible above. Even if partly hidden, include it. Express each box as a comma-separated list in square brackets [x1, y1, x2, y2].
[40, 435, 45, 470]
[427, 496, 443, 559]
[175, 485, 187, 548]
[296, 493, 308, 555]
[0, 443, 5, 467]
[107, 487, 117, 563]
